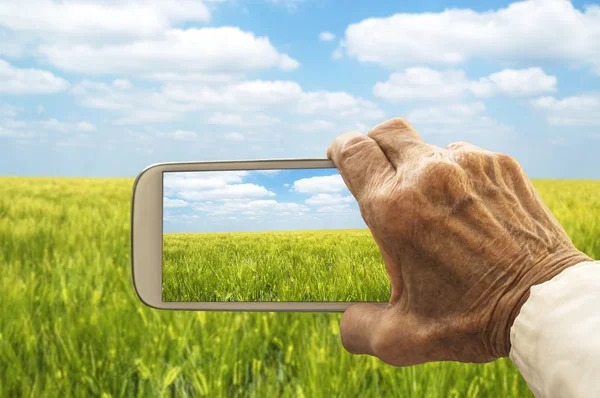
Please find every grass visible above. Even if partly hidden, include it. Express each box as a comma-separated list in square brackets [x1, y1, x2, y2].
[1, 177, 598, 397]
[162, 230, 390, 302]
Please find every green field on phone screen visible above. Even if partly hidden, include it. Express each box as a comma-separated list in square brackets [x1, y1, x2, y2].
[2, 177, 598, 397]
[162, 230, 390, 302]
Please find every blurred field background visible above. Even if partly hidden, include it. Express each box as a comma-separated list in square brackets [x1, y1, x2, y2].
[2, 177, 598, 397]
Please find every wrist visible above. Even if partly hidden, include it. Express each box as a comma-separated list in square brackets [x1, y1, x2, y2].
[490, 248, 592, 358]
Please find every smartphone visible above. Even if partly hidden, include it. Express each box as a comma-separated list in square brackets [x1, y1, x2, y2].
[131, 159, 389, 311]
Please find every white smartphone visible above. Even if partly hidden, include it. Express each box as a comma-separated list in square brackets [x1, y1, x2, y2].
[131, 159, 389, 311]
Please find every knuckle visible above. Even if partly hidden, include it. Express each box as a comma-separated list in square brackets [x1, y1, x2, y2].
[495, 153, 522, 174]
[421, 161, 464, 184]
[446, 141, 471, 150]
[417, 161, 470, 206]
[452, 150, 486, 173]
[337, 135, 372, 161]
[493, 153, 528, 191]
[368, 117, 414, 138]
[387, 117, 412, 127]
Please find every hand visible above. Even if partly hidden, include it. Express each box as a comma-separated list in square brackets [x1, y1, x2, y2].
[327, 118, 592, 366]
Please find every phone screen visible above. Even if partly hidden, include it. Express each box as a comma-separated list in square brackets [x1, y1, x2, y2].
[162, 168, 390, 302]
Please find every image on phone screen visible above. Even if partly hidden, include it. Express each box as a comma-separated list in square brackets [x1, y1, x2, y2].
[162, 168, 390, 302]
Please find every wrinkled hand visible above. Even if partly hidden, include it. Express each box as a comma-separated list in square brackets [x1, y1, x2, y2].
[327, 118, 592, 366]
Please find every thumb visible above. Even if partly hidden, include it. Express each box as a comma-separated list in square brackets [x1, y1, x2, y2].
[339, 302, 389, 356]
[340, 303, 434, 367]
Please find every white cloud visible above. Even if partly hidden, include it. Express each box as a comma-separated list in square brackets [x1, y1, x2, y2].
[112, 79, 132, 90]
[292, 174, 347, 193]
[164, 198, 189, 208]
[373, 67, 556, 102]
[162, 79, 303, 108]
[178, 184, 276, 201]
[332, 47, 344, 60]
[41, 118, 67, 132]
[531, 94, 600, 126]
[342, 0, 600, 74]
[39, 27, 299, 76]
[0, 112, 98, 138]
[0, 59, 69, 94]
[156, 129, 197, 140]
[161, 80, 383, 119]
[267, 0, 304, 11]
[470, 68, 557, 97]
[305, 193, 355, 206]
[356, 123, 369, 132]
[253, 170, 280, 175]
[315, 204, 353, 213]
[163, 213, 200, 223]
[71, 80, 195, 124]
[0, 2, 298, 77]
[0, 1, 213, 41]
[531, 95, 600, 111]
[295, 120, 336, 132]
[164, 171, 249, 192]
[406, 102, 487, 125]
[374, 68, 468, 101]
[406, 102, 516, 137]
[0, 30, 29, 58]
[0, 126, 13, 137]
[193, 199, 309, 217]
[76, 121, 97, 132]
[71, 80, 141, 110]
[0, 105, 19, 118]
[72, 79, 384, 125]
[208, 112, 280, 126]
[296, 91, 384, 119]
[119, 111, 182, 125]
[223, 132, 245, 141]
[319, 31, 336, 41]
[416, 120, 516, 138]
[143, 72, 242, 84]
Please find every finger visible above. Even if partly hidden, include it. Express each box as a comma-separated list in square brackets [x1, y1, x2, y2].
[340, 303, 389, 356]
[367, 118, 432, 168]
[340, 304, 440, 367]
[445, 141, 485, 152]
[327, 131, 394, 201]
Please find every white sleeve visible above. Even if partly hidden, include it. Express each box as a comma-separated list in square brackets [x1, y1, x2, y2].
[509, 260, 600, 398]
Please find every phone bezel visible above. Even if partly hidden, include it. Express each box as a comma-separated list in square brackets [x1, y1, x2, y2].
[131, 158, 382, 311]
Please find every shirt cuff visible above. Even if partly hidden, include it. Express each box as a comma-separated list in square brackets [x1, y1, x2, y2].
[509, 260, 600, 398]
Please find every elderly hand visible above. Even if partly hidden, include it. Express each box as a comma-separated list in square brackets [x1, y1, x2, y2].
[327, 118, 592, 366]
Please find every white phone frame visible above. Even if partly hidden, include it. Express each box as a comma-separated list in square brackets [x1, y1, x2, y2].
[131, 158, 384, 311]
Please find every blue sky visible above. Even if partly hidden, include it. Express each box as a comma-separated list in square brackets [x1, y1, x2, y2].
[163, 168, 366, 232]
[1, 0, 600, 179]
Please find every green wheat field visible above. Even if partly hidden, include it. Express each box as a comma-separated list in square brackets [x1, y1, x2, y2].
[163, 230, 391, 302]
[2, 177, 599, 397]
